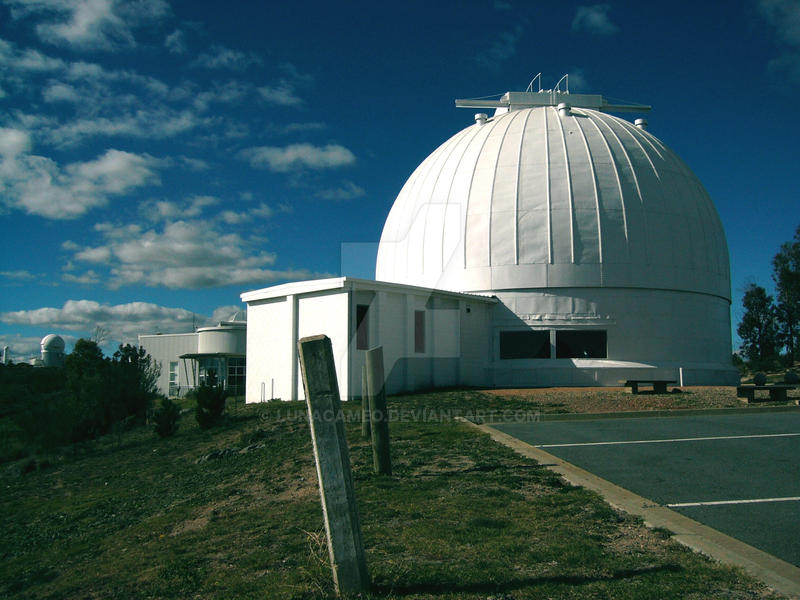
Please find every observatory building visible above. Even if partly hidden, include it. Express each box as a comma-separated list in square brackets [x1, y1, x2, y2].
[39, 334, 66, 367]
[242, 86, 738, 401]
[138, 311, 246, 397]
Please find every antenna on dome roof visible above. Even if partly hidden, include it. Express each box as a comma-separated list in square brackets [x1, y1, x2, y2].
[526, 73, 542, 93]
[455, 74, 651, 113]
[554, 74, 569, 94]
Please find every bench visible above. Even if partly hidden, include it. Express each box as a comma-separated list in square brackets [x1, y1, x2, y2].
[624, 380, 676, 394]
[736, 384, 797, 403]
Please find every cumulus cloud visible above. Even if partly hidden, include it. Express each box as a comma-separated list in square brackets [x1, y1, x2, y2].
[758, 0, 800, 81]
[316, 181, 366, 201]
[164, 29, 187, 54]
[257, 63, 313, 106]
[0, 299, 236, 348]
[63, 219, 326, 289]
[6, 0, 171, 51]
[239, 143, 356, 172]
[192, 44, 263, 70]
[572, 4, 619, 35]
[0, 129, 163, 218]
[0, 270, 39, 281]
[476, 24, 524, 69]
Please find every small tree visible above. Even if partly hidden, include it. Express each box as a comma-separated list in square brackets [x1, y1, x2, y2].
[110, 344, 161, 423]
[773, 225, 800, 365]
[153, 397, 181, 438]
[195, 370, 226, 429]
[737, 284, 779, 370]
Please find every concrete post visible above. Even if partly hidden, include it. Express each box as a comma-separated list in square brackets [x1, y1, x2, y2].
[297, 335, 370, 596]
[365, 346, 391, 476]
[361, 365, 371, 439]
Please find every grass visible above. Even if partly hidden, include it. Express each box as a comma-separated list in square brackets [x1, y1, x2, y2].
[0, 389, 787, 599]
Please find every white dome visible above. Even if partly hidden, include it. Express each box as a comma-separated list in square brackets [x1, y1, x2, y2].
[376, 104, 730, 301]
[41, 334, 65, 352]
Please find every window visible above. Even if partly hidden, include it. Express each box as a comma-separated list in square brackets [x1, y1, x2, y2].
[356, 304, 369, 350]
[169, 361, 178, 396]
[500, 331, 550, 359]
[555, 330, 607, 358]
[227, 357, 246, 395]
[414, 310, 425, 353]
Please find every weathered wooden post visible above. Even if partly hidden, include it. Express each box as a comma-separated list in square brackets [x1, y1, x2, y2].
[365, 346, 391, 476]
[297, 335, 370, 596]
[360, 365, 371, 439]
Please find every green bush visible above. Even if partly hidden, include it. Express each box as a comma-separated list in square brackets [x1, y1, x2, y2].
[785, 371, 800, 385]
[195, 372, 227, 429]
[153, 397, 181, 438]
[753, 372, 768, 386]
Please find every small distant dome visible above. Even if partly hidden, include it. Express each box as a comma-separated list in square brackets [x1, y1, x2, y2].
[40, 334, 65, 368]
[41, 334, 65, 352]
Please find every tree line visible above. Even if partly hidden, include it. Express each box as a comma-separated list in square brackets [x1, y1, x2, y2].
[737, 225, 800, 370]
[0, 340, 161, 459]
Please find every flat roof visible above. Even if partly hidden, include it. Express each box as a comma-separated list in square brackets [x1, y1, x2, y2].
[240, 276, 497, 304]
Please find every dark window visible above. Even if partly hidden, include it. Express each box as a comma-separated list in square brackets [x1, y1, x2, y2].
[227, 357, 246, 395]
[356, 304, 369, 350]
[555, 330, 607, 358]
[414, 310, 425, 353]
[500, 330, 551, 359]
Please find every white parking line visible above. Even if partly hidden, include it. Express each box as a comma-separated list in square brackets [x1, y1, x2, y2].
[668, 497, 800, 508]
[537, 432, 800, 448]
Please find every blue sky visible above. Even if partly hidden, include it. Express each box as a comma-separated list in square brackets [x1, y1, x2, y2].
[1, 0, 798, 360]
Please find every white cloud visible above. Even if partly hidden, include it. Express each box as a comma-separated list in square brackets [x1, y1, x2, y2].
[64, 219, 326, 289]
[316, 181, 366, 201]
[571, 4, 619, 35]
[0, 299, 209, 347]
[192, 44, 262, 70]
[164, 29, 187, 54]
[179, 156, 210, 171]
[258, 83, 303, 106]
[240, 143, 356, 172]
[42, 82, 82, 103]
[0, 129, 163, 219]
[759, 0, 800, 45]
[0, 270, 39, 281]
[758, 0, 800, 81]
[6, 0, 171, 51]
[45, 109, 205, 147]
[476, 24, 524, 69]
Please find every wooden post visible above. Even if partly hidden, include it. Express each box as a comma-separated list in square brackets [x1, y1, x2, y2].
[361, 365, 371, 439]
[297, 335, 370, 596]
[365, 346, 391, 476]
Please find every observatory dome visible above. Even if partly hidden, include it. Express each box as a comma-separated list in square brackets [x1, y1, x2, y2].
[41, 334, 65, 352]
[40, 334, 66, 368]
[376, 102, 730, 301]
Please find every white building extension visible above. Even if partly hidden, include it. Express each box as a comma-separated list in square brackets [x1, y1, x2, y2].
[138, 312, 246, 397]
[243, 85, 738, 401]
[242, 277, 495, 402]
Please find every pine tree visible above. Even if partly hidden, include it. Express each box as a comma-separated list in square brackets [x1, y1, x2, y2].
[737, 284, 779, 368]
[772, 225, 800, 364]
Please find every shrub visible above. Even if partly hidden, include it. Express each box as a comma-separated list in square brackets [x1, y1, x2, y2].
[753, 372, 768, 386]
[153, 397, 181, 438]
[785, 371, 800, 385]
[195, 371, 227, 430]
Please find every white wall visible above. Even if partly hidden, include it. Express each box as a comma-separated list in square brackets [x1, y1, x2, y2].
[296, 291, 349, 401]
[245, 296, 293, 402]
[138, 333, 198, 396]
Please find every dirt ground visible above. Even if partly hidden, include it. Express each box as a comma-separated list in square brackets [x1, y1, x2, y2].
[481, 386, 799, 414]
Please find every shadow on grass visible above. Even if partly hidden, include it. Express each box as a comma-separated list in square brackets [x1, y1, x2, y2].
[372, 564, 683, 596]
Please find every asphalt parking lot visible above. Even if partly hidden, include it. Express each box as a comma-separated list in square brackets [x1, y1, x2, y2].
[495, 411, 800, 567]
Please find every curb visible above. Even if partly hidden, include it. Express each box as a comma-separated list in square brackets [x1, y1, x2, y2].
[456, 417, 800, 599]
[478, 404, 800, 424]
